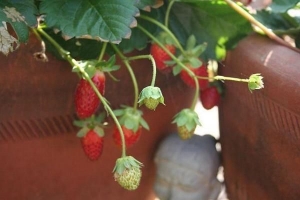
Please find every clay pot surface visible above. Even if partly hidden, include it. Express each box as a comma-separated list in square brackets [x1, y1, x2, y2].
[0, 34, 195, 199]
[219, 34, 300, 200]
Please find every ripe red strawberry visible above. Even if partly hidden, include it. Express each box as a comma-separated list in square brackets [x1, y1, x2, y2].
[81, 129, 104, 161]
[150, 43, 176, 73]
[200, 86, 220, 110]
[113, 126, 142, 148]
[180, 62, 209, 90]
[75, 70, 105, 118]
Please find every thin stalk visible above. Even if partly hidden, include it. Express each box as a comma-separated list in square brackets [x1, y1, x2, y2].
[82, 70, 126, 158]
[111, 44, 139, 110]
[36, 28, 71, 61]
[98, 42, 107, 61]
[36, 28, 127, 158]
[137, 24, 199, 109]
[165, 0, 176, 28]
[214, 75, 249, 82]
[139, 15, 185, 55]
[223, 0, 300, 53]
[127, 55, 157, 86]
[196, 75, 250, 82]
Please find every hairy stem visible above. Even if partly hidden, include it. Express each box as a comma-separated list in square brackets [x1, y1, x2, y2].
[111, 44, 139, 110]
[165, 0, 176, 28]
[98, 42, 107, 61]
[139, 15, 185, 54]
[127, 55, 157, 87]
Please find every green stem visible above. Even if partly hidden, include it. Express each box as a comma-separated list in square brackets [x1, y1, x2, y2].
[98, 42, 107, 61]
[214, 75, 249, 82]
[137, 24, 199, 109]
[127, 55, 157, 87]
[196, 75, 249, 82]
[165, 0, 176, 28]
[111, 44, 139, 110]
[36, 28, 71, 61]
[139, 15, 185, 55]
[83, 70, 126, 157]
[223, 0, 300, 53]
[36, 28, 127, 158]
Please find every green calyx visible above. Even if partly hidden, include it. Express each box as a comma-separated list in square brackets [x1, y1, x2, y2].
[248, 73, 264, 92]
[113, 106, 149, 132]
[138, 86, 165, 110]
[73, 113, 106, 137]
[72, 55, 120, 79]
[155, 31, 176, 46]
[172, 35, 207, 76]
[113, 156, 143, 174]
[172, 108, 201, 132]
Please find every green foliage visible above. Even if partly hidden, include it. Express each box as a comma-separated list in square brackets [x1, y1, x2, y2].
[269, 0, 299, 12]
[167, 0, 253, 60]
[0, 0, 37, 42]
[39, 0, 140, 43]
[254, 1, 300, 37]
[1, 0, 299, 58]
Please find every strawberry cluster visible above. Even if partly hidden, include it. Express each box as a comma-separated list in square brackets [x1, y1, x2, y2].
[150, 33, 222, 139]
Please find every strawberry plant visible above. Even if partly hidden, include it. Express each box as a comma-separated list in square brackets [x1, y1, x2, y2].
[1, 0, 299, 192]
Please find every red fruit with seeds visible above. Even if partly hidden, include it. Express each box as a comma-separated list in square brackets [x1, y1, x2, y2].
[200, 86, 220, 110]
[150, 43, 176, 73]
[180, 62, 209, 90]
[113, 126, 142, 148]
[81, 129, 104, 161]
[75, 70, 105, 119]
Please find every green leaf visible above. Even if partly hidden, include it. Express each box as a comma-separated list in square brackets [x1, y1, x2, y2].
[0, 0, 38, 26]
[42, 29, 103, 60]
[135, 0, 157, 10]
[165, 0, 252, 60]
[118, 10, 159, 53]
[269, 0, 299, 12]
[254, 11, 299, 31]
[40, 0, 140, 43]
[0, 1, 38, 44]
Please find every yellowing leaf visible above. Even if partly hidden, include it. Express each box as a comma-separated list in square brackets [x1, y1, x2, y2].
[0, 23, 19, 55]
[3, 6, 25, 23]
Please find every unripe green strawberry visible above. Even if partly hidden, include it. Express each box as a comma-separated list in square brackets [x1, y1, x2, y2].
[172, 108, 201, 140]
[138, 86, 164, 110]
[75, 70, 105, 119]
[113, 156, 143, 190]
[177, 125, 196, 140]
[114, 166, 142, 190]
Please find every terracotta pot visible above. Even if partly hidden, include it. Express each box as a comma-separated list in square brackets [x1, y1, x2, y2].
[0, 34, 195, 199]
[219, 34, 300, 200]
